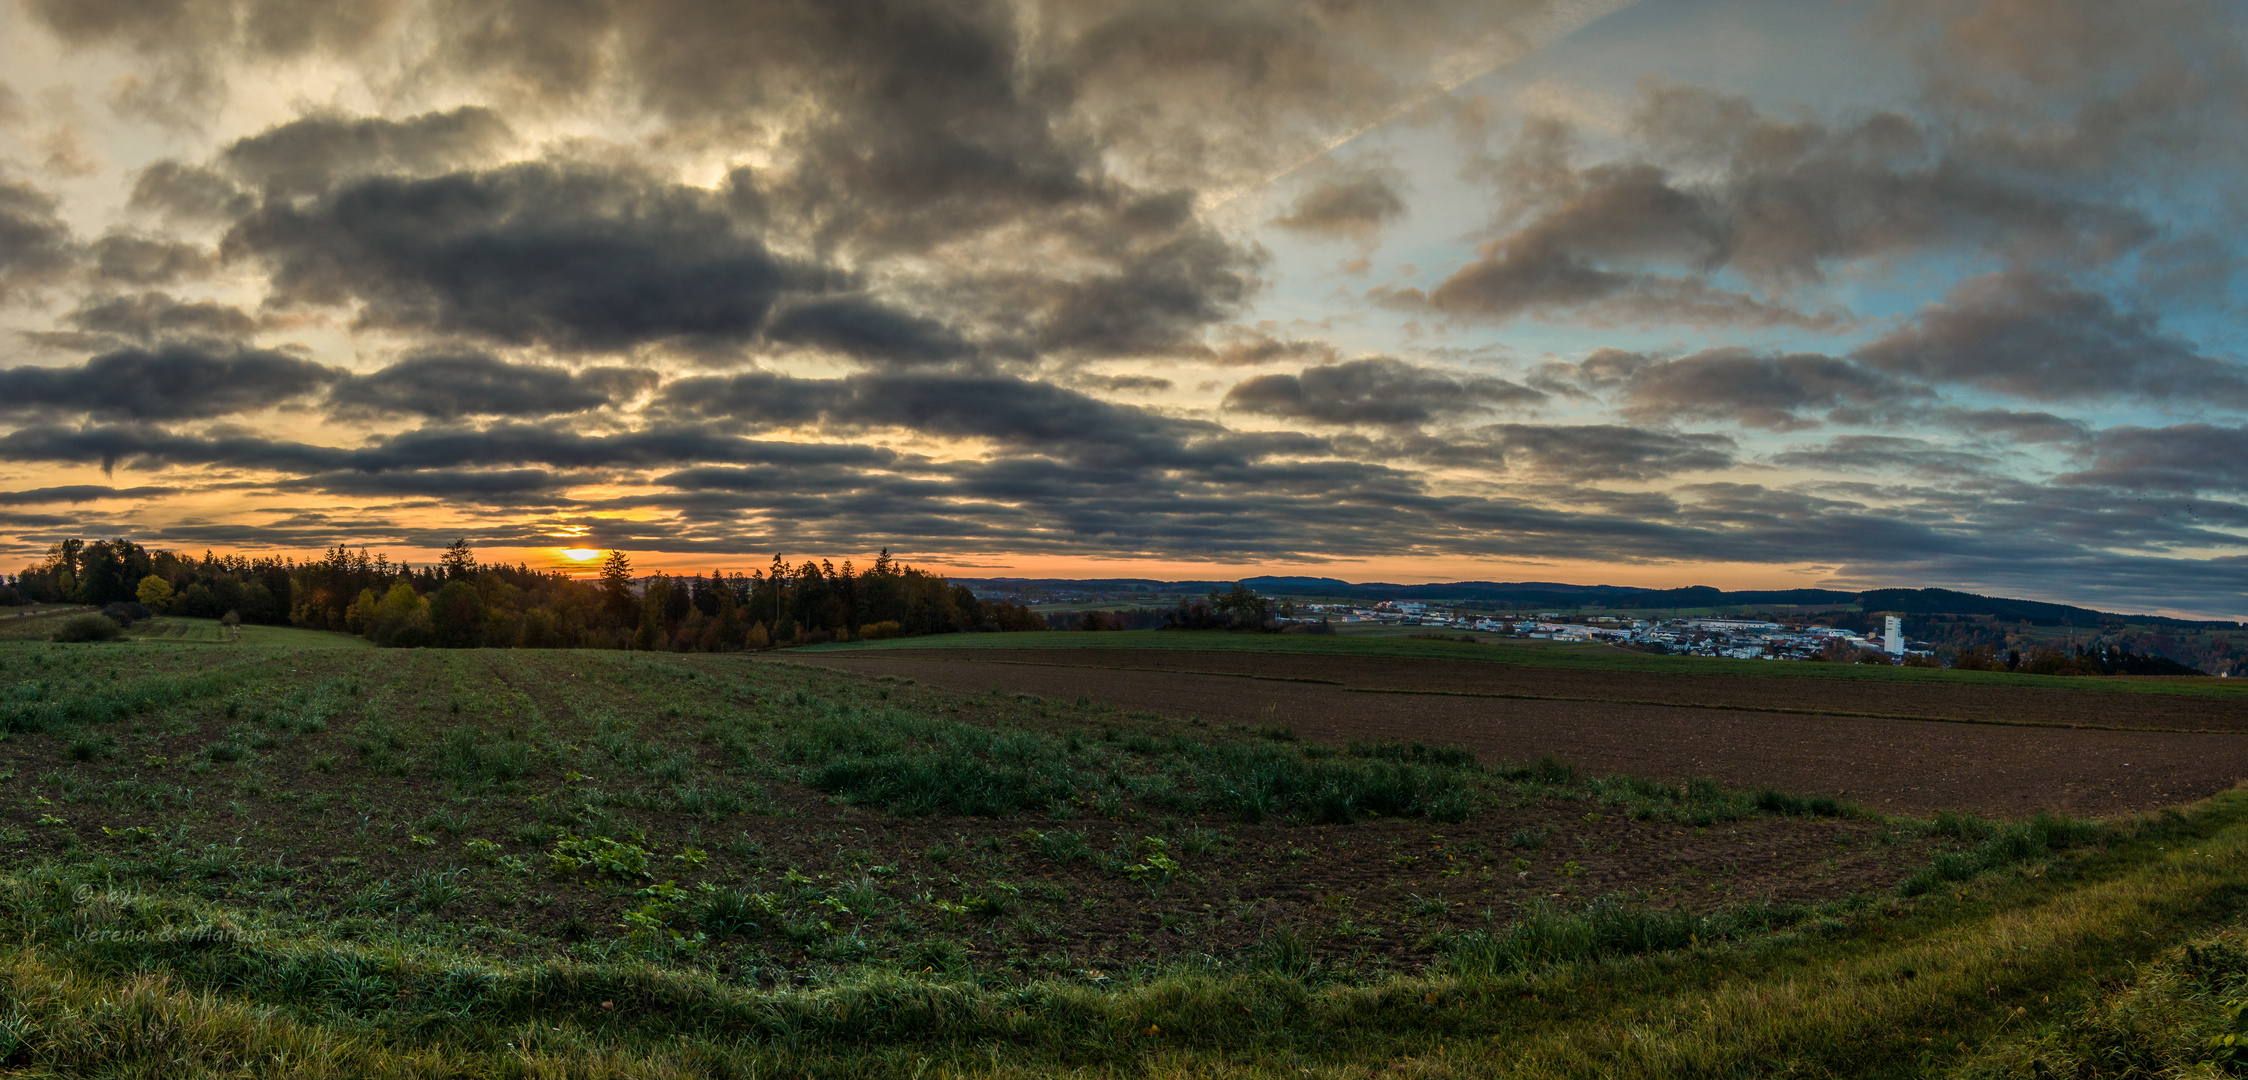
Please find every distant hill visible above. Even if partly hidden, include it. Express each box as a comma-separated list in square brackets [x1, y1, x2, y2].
[953, 577, 2241, 630]
[1855, 587, 2236, 629]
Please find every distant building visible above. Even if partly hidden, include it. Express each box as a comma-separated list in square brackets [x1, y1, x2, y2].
[1884, 615, 1904, 655]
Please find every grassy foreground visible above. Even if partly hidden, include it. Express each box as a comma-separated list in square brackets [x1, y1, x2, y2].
[0, 635, 2242, 1076]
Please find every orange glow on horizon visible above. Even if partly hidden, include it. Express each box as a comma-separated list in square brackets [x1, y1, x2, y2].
[560, 548, 602, 562]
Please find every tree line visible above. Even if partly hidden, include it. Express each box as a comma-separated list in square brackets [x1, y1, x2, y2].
[4, 539, 1043, 650]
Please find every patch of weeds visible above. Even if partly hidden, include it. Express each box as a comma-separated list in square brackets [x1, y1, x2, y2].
[693, 888, 774, 937]
[343, 880, 397, 915]
[1898, 813, 2107, 896]
[548, 833, 654, 879]
[438, 726, 530, 788]
[64, 733, 118, 762]
[1755, 789, 1849, 818]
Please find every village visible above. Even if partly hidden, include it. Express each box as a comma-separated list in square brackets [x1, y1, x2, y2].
[1299, 602, 1930, 661]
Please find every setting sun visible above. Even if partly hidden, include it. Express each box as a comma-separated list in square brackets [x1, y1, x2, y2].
[560, 548, 601, 562]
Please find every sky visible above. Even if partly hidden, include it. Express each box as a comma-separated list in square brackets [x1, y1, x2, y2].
[0, 0, 2244, 618]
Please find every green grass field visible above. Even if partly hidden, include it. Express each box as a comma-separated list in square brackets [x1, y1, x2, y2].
[0, 613, 373, 648]
[802, 627, 2248, 702]
[0, 634, 2242, 1076]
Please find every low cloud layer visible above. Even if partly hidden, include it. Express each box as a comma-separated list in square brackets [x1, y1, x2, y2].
[1225, 358, 1544, 427]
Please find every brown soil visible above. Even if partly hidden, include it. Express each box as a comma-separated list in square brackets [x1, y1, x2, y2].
[794, 650, 2248, 819]
[848, 648, 2248, 731]
[0, 647, 1963, 982]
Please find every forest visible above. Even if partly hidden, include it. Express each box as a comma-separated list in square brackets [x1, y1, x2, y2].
[1, 538, 1043, 650]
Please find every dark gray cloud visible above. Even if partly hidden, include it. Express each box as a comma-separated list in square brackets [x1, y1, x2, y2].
[57, 291, 259, 342]
[1769, 435, 2002, 478]
[279, 467, 589, 499]
[0, 173, 77, 302]
[328, 352, 657, 420]
[1341, 423, 1736, 481]
[1469, 424, 1736, 481]
[1272, 167, 1408, 241]
[0, 484, 177, 505]
[1223, 357, 1543, 427]
[1619, 348, 1919, 430]
[128, 160, 254, 222]
[0, 342, 338, 420]
[1020, 198, 1264, 357]
[89, 233, 214, 285]
[1932, 408, 2092, 445]
[1208, 333, 1337, 367]
[1077, 373, 1173, 393]
[2057, 424, 2248, 493]
[762, 296, 976, 366]
[1893, 0, 2248, 181]
[1854, 272, 2248, 407]
[659, 370, 1234, 469]
[225, 161, 804, 352]
[1424, 83, 2152, 328]
[1526, 347, 1657, 397]
[219, 106, 513, 195]
[0, 422, 901, 476]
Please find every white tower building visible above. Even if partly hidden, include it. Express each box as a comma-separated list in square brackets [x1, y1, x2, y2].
[1884, 615, 1904, 655]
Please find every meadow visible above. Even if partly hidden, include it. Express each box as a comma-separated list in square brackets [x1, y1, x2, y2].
[0, 626, 2240, 1076]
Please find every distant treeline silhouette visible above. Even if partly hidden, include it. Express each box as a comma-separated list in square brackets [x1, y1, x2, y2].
[5, 538, 1041, 649]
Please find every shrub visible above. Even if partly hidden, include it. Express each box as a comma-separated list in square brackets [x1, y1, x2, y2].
[51, 615, 122, 643]
[100, 602, 152, 627]
[857, 621, 903, 640]
[1754, 789, 1848, 817]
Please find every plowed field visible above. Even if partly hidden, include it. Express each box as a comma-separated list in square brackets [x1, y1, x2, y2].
[795, 648, 2248, 818]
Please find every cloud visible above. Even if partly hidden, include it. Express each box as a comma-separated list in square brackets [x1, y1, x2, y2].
[1931, 408, 2091, 444]
[1223, 357, 1544, 427]
[56, 292, 258, 342]
[0, 343, 338, 420]
[327, 352, 657, 420]
[1077, 373, 1173, 394]
[23, 0, 404, 124]
[1526, 347, 1657, 397]
[1891, 0, 2248, 179]
[659, 370, 1232, 469]
[128, 160, 254, 221]
[0, 422, 900, 476]
[1208, 333, 1337, 367]
[2056, 424, 2248, 493]
[1358, 423, 1736, 481]
[1470, 424, 1735, 481]
[218, 106, 515, 196]
[0, 484, 177, 505]
[1424, 82, 2151, 328]
[225, 161, 805, 352]
[1853, 271, 2248, 408]
[1272, 167, 1408, 242]
[762, 296, 976, 367]
[1769, 434, 2002, 478]
[279, 468, 589, 499]
[0, 173, 78, 302]
[89, 233, 214, 285]
[1618, 348, 1920, 430]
